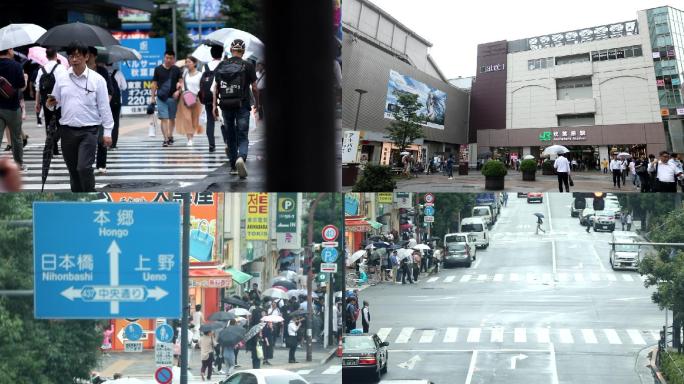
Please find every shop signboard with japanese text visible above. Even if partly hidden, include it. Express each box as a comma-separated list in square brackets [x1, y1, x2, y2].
[384, 70, 447, 129]
[104, 193, 220, 263]
[246, 193, 269, 240]
[119, 38, 165, 115]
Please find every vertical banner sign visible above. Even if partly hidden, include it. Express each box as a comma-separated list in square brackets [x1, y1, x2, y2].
[119, 38, 165, 115]
[276, 193, 298, 233]
[342, 131, 360, 163]
[246, 193, 269, 240]
[105, 193, 220, 263]
[277, 194, 301, 250]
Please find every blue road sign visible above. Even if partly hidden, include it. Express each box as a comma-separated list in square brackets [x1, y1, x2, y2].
[155, 324, 174, 343]
[125, 322, 143, 341]
[321, 247, 339, 263]
[424, 206, 435, 216]
[33, 202, 182, 319]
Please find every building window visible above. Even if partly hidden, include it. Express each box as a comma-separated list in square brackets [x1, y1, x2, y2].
[591, 45, 642, 61]
[555, 53, 590, 65]
[558, 114, 595, 127]
[556, 76, 593, 100]
[527, 57, 554, 70]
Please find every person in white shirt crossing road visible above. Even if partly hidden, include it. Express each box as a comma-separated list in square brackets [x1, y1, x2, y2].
[609, 154, 623, 189]
[553, 153, 571, 192]
[45, 42, 114, 192]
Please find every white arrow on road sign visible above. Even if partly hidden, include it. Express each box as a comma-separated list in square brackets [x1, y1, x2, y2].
[108, 240, 121, 314]
[398, 355, 422, 370]
[147, 287, 169, 301]
[60, 285, 168, 302]
[510, 353, 528, 369]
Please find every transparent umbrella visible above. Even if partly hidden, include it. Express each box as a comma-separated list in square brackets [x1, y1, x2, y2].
[542, 145, 569, 156]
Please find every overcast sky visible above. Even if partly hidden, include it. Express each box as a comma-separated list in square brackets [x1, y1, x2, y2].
[369, 0, 672, 79]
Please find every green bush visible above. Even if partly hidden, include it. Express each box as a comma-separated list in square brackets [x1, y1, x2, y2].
[481, 160, 507, 177]
[542, 160, 555, 172]
[661, 350, 684, 384]
[520, 159, 537, 173]
[353, 164, 397, 192]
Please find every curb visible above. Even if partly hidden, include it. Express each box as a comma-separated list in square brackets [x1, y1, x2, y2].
[649, 346, 669, 384]
[321, 347, 338, 364]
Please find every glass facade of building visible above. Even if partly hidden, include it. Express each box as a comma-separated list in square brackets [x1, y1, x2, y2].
[647, 6, 684, 151]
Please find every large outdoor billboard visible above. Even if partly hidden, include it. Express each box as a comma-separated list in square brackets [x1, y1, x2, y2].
[384, 69, 447, 130]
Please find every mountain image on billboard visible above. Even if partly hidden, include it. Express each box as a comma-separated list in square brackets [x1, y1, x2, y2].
[384, 70, 447, 129]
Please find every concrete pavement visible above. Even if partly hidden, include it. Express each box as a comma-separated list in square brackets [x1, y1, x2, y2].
[350, 193, 665, 384]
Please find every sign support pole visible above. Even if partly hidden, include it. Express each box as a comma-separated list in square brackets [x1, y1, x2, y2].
[180, 193, 191, 384]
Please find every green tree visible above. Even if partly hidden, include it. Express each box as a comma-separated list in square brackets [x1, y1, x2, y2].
[386, 91, 425, 159]
[0, 193, 102, 384]
[430, 193, 478, 243]
[619, 194, 680, 230]
[151, 0, 194, 58]
[221, 0, 264, 39]
[300, 193, 343, 291]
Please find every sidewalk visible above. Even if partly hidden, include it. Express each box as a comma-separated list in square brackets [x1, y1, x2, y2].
[96, 343, 335, 382]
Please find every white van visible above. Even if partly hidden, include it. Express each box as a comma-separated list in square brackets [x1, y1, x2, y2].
[460, 217, 489, 249]
[472, 206, 493, 227]
[609, 231, 640, 270]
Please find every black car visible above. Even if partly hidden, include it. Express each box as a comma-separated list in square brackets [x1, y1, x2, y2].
[342, 333, 389, 381]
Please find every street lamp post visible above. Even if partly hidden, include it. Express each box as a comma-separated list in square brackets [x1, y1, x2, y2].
[353, 89, 367, 131]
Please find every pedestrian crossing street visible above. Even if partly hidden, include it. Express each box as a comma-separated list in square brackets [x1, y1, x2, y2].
[423, 272, 646, 284]
[375, 326, 660, 347]
[18, 137, 258, 190]
[296, 364, 342, 376]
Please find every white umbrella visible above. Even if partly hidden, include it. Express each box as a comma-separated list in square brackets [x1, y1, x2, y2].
[413, 244, 431, 251]
[406, 238, 418, 248]
[400, 151, 410, 156]
[0, 24, 47, 51]
[523, 155, 535, 160]
[261, 314, 284, 323]
[191, 44, 213, 63]
[347, 250, 366, 266]
[542, 145, 569, 156]
[204, 28, 265, 62]
[228, 308, 250, 317]
[616, 152, 632, 158]
[287, 289, 318, 298]
[279, 270, 298, 281]
[262, 288, 289, 300]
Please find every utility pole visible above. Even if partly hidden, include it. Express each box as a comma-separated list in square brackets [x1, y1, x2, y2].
[197, 0, 202, 40]
[180, 193, 191, 384]
[306, 193, 327, 362]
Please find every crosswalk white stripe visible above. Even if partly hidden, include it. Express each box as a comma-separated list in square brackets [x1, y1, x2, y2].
[622, 275, 634, 282]
[22, 174, 208, 182]
[581, 329, 598, 344]
[510, 273, 520, 281]
[419, 330, 436, 343]
[444, 327, 459, 343]
[395, 327, 414, 344]
[493, 273, 504, 282]
[650, 330, 661, 341]
[604, 329, 622, 344]
[526, 273, 537, 283]
[536, 328, 550, 343]
[574, 273, 584, 282]
[477, 274, 488, 281]
[557, 273, 569, 282]
[590, 273, 601, 281]
[514, 328, 527, 343]
[427, 277, 439, 283]
[490, 327, 504, 343]
[376, 328, 391, 342]
[559, 329, 574, 343]
[296, 369, 313, 375]
[627, 329, 646, 345]
[322, 365, 342, 375]
[460, 275, 472, 282]
[445, 275, 456, 283]
[467, 328, 481, 343]
[606, 274, 617, 281]
[542, 273, 552, 282]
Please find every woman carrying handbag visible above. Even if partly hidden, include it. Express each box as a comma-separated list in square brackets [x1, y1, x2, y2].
[175, 56, 203, 146]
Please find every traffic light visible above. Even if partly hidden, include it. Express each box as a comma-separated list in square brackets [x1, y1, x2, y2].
[592, 192, 605, 211]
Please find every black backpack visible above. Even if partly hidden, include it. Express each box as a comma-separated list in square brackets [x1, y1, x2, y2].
[198, 64, 216, 105]
[216, 60, 247, 109]
[39, 63, 59, 102]
[110, 70, 121, 106]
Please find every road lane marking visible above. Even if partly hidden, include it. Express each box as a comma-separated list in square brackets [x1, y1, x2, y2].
[427, 277, 439, 283]
[467, 328, 481, 343]
[477, 274, 488, 281]
[473, 257, 482, 269]
[550, 343, 560, 384]
[377, 328, 391, 342]
[627, 329, 646, 345]
[606, 274, 617, 281]
[559, 329, 574, 343]
[464, 350, 478, 384]
[322, 365, 342, 374]
[296, 369, 313, 375]
[591, 244, 607, 271]
[460, 275, 472, 282]
[419, 330, 436, 343]
[493, 273, 504, 282]
[622, 275, 634, 282]
[581, 329, 598, 344]
[444, 327, 459, 343]
[490, 327, 504, 343]
[395, 327, 414, 343]
[514, 328, 527, 343]
[552, 240, 557, 274]
[537, 328, 550, 343]
[545, 193, 554, 232]
[604, 329, 622, 344]
[574, 273, 584, 282]
[445, 275, 456, 283]
[510, 273, 520, 281]
[397, 355, 422, 370]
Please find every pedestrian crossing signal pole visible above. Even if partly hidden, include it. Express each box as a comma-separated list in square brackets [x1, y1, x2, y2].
[306, 193, 326, 362]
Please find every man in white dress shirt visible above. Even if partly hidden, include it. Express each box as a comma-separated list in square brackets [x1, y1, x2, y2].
[553, 153, 571, 192]
[34, 47, 67, 155]
[648, 151, 682, 192]
[609, 154, 623, 189]
[46, 42, 113, 192]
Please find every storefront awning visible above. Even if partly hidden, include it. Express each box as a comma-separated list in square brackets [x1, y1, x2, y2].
[345, 216, 371, 232]
[189, 268, 232, 289]
[225, 267, 253, 285]
[367, 220, 383, 230]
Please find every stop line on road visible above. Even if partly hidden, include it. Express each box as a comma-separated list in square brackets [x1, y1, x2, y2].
[375, 327, 659, 347]
[423, 272, 646, 284]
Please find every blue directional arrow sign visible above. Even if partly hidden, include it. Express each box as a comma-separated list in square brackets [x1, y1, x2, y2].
[125, 322, 143, 341]
[424, 206, 435, 216]
[321, 247, 339, 263]
[33, 202, 182, 319]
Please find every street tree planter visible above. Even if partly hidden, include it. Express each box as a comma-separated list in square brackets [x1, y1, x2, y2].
[542, 160, 556, 175]
[520, 159, 537, 181]
[481, 160, 507, 191]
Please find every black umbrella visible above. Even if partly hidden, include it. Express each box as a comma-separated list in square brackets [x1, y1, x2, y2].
[199, 322, 225, 333]
[36, 22, 120, 48]
[272, 280, 296, 290]
[40, 115, 59, 192]
[288, 309, 307, 318]
[218, 325, 246, 346]
[534, 213, 545, 219]
[224, 297, 250, 308]
[372, 242, 391, 249]
[208, 311, 236, 322]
